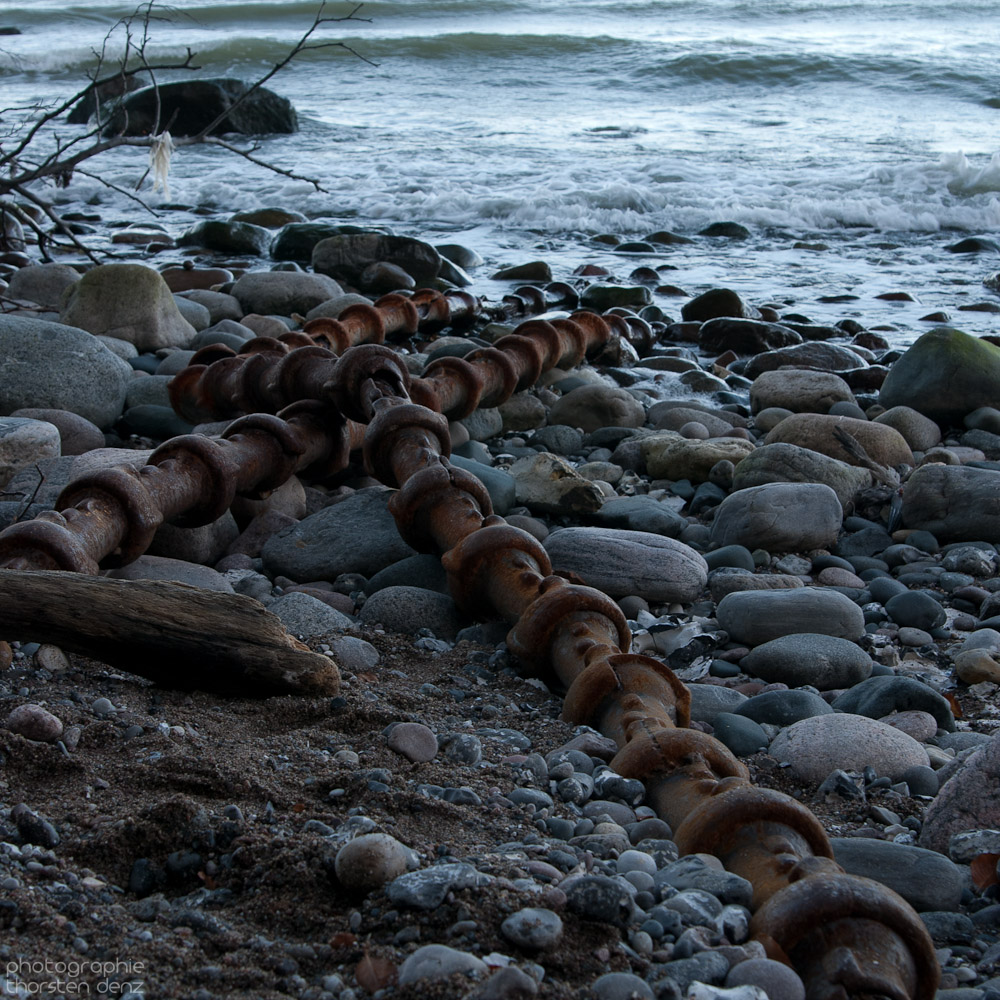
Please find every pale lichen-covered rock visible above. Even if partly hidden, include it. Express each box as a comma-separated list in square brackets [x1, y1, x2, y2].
[60, 263, 196, 351]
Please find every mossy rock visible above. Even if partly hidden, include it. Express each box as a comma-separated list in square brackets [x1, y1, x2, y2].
[879, 326, 1000, 428]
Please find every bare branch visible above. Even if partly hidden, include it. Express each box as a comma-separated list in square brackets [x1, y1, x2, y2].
[201, 136, 330, 192]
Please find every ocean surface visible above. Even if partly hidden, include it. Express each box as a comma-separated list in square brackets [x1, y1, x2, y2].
[1, 0, 999, 344]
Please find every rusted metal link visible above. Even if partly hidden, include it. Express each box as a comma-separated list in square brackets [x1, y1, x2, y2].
[169, 309, 624, 426]
[0, 301, 939, 996]
[0, 402, 363, 573]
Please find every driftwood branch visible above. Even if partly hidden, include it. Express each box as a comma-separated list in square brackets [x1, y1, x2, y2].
[0, 569, 340, 697]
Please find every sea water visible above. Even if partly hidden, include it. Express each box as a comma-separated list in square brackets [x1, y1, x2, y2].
[1, 0, 998, 343]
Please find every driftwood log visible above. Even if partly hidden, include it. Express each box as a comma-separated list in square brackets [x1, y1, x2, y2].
[0, 569, 339, 696]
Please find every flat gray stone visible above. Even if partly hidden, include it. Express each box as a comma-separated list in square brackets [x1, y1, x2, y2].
[769, 713, 930, 783]
[261, 486, 415, 581]
[831, 837, 963, 912]
[398, 944, 487, 986]
[544, 526, 708, 603]
[267, 591, 353, 638]
[740, 633, 873, 690]
[359, 585, 465, 639]
[716, 588, 866, 646]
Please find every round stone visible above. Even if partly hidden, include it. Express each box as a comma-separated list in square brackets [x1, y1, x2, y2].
[726, 958, 805, 1000]
[615, 850, 657, 876]
[500, 907, 563, 950]
[769, 714, 930, 783]
[877, 710, 939, 742]
[591, 972, 654, 1000]
[397, 944, 486, 986]
[387, 722, 438, 763]
[334, 833, 410, 892]
[5, 704, 63, 742]
[740, 633, 873, 690]
[954, 649, 1000, 685]
[884, 591, 947, 630]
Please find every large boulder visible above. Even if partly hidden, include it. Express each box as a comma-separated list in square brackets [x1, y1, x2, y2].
[901, 464, 1000, 542]
[0, 316, 131, 428]
[544, 527, 708, 603]
[709, 483, 843, 552]
[60, 263, 196, 351]
[879, 326, 1000, 427]
[230, 271, 343, 316]
[177, 221, 273, 256]
[272, 223, 382, 262]
[313, 234, 442, 285]
[731, 443, 872, 510]
[763, 413, 913, 468]
[103, 78, 296, 136]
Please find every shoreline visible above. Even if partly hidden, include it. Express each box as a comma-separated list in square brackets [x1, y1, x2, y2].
[0, 219, 999, 998]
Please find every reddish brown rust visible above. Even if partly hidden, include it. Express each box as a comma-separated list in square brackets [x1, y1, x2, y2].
[0, 294, 939, 998]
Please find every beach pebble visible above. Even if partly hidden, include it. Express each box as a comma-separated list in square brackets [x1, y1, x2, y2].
[11, 803, 60, 848]
[726, 959, 804, 1000]
[750, 368, 854, 414]
[642, 434, 755, 482]
[398, 944, 487, 986]
[5, 261, 80, 308]
[716, 588, 865, 645]
[769, 714, 929, 782]
[500, 907, 563, 950]
[334, 833, 410, 892]
[359, 585, 465, 639]
[688, 684, 749, 724]
[387, 863, 487, 910]
[954, 649, 1000, 684]
[901, 764, 939, 797]
[878, 710, 939, 742]
[884, 591, 947, 630]
[740, 633, 872, 690]
[473, 967, 539, 998]
[734, 689, 833, 727]
[901, 465, 1000, 544]
[831, 675, 954, 731]
[873, 405, 942, 452]
[711, 713, 769, 757]
[544, 527, 707, 603]
[5, 703, 63, 742]
[564, 875, 634, 926]
[948, 829, 1000, 863]
[0, 417, 61, 489]
[830, 837, 963, 912]
[655, 950, 730, 992]
[690, 987, 768, 1000]
[387, 722, 438, 763]
[590, 972, 654, 1000]
[509, 453, 604, 515]
[548, 384, 645, 433]
[268, 591, 354, 638]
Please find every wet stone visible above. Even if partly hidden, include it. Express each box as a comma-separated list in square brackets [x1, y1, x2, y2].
[500, 907, 563, 950]
[387, 722, 438, 763]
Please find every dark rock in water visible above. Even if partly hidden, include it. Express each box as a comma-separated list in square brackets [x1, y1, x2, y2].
[313, 233, 442, 285]
[178, 220, 272, 256]
[272, 223, 384, 262]
[681, 287, 749, 322]
[699, 318, 802, 355]
[103, 78, 297, 136]
[744, 342, 868, 378]
[698, 221, 751, 240]
[879, 327, 1000, 427]
[946, 236, 1000, 253]
[67, 74, 141, 124]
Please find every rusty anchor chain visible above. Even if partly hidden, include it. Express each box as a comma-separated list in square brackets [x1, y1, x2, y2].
[0, 294, 938, 998]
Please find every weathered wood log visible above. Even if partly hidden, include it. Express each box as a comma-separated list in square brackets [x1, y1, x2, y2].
[0, 569, 339, 696]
